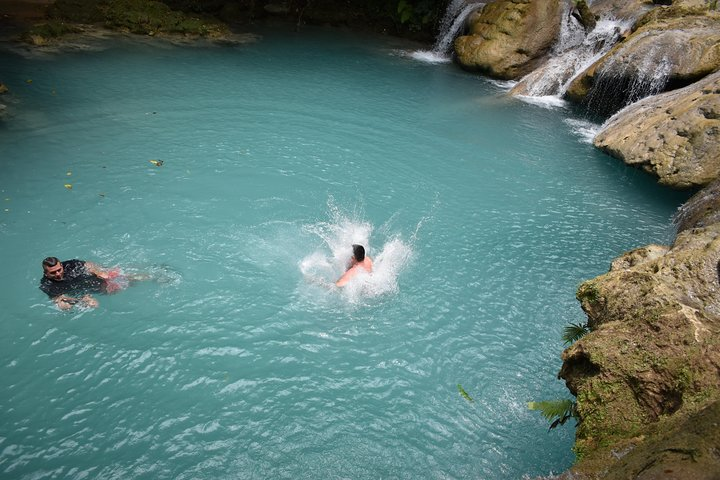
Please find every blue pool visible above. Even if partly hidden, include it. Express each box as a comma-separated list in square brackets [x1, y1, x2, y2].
[0, 27, 689, 479]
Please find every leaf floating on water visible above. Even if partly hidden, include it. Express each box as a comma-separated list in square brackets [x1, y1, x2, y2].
[64, 184, 72, 190]
[457, 384, 474, 403]
[149, 159, 164, 167]
[26, 79, 32, 84]
[66, 171, 72, 176]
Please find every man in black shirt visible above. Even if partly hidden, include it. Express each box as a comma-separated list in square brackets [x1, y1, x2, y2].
[40, 257, 117, 310]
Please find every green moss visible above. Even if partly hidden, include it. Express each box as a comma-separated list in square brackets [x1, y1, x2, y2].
[633, 4, 712, 31]
[46, 0, 228, 38]
[24, 20, 82, 39]
[577, 281, 600, 302]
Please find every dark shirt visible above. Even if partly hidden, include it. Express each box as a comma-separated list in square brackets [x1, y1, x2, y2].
[39, 259, 106, 298]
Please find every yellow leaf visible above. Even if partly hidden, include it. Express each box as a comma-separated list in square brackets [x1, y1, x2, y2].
[64, 184, 73, 190]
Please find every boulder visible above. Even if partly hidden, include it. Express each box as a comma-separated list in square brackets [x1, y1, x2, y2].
[560, 221, 720, 477]
[565, 11, 720, 115]
[593, 69, 720, 189]
[674, 178, 720, 233]
[454, 0, 561, 80]
[589, 0, 653, 22]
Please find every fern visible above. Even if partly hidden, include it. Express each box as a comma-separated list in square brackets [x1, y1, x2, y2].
[528, 399, 577, 430]
[562, 322, 590, 345]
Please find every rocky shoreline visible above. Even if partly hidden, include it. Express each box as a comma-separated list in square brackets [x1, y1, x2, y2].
[452, 0, 719, 477]
[2, 1, 719, 478]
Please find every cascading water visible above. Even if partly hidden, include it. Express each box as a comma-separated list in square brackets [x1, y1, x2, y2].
[583, 34, 673, 117]
[410, 0, 484, 63]
[512, 15, 629, 99]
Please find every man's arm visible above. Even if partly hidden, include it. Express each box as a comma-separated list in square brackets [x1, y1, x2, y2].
[84, 261, 108, 278]
[335, 268, 354, 287]
[53, 294, 98, 310]
[53, 295, 79, 310]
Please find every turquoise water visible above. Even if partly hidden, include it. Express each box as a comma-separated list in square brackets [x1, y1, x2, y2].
[0, 28, 689, 479]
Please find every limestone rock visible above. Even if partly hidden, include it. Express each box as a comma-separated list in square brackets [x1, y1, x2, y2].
[561, 222, 720, 476]
[674, 178, 720, 233]
[589, 0, 653, 22]
[565, 11, 720, 114]
[593, 69, 720, 189]
[454, 0, 561, 80]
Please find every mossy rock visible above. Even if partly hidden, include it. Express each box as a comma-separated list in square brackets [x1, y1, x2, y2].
[22, 20, 83, 44]
[46, 0, 229, 37]
[633, 3, 713, 31]
[563, 223, 720, 477]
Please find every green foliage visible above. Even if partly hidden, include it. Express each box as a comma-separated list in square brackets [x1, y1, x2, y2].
[528, 399, 578, 430]
[395, 0, 435, 31]
[26, 21, 82, 39]
[563, 322, 590, 345]
[576, 281, 600, 303]
[88, 0, 225, 36]
[457, 384, 474, 403]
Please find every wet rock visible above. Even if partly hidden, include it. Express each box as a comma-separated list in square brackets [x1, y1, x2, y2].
[674, 178, 720, 233]
[565, 10, 720, 115]
[454, 0, 562, 80]
[264, 2, 290, 15]
[571, 0, 596, 32]
[593, 69, 720, 189]
[561, 221, 720, 477]
[589, 0, 654, 22]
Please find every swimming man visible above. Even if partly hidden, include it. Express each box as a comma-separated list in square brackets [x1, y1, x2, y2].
[39, 257, 135, 310]
[336, 244, 373, 287]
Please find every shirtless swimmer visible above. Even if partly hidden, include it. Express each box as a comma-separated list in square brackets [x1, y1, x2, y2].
[336, 244, 373, 287]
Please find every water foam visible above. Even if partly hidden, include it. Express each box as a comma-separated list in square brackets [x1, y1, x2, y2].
[299, 201, 414, 301]
[409, 1, 485, 64]
[563, 118, 602, 144]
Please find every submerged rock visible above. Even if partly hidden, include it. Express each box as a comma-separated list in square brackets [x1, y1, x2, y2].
[593, 69, 720, 189]
[454, 0, 562, 80]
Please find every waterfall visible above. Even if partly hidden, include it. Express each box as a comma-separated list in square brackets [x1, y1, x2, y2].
[583, 34, 672, 116]
[513, 16, 629, 98]
[410, 0, 485, 64]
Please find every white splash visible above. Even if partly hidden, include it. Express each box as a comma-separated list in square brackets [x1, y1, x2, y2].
[515, 95, 568, 109]
[515, 17, 630, 98]
[563, 118, 602, 144]
[410, 1, 485, 63]
[299, 201, 414, 302]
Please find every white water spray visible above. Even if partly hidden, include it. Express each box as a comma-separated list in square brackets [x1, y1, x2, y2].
[410, 0, 485, 64]
[298, 200, 415, 302]
[514, 17, 629, 99]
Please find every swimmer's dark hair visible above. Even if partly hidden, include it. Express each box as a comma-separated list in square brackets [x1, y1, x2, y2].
[43, 256, 60, 268]
[352, 244, 365, 262]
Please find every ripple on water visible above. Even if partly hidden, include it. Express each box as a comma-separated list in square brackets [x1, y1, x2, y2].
[0, 29, 689, 480]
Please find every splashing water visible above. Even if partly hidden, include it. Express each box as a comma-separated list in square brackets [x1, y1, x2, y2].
[410, 1, 485, 63]
[583, 31, 673, 116]
[298, 200, 414, 301]
[514, 17, 629, 99]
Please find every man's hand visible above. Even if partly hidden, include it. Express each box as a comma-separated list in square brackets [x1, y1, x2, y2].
[80, 295, 99, 308]
[55, 295, 78, 310]
[84, 262, 107, 278]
